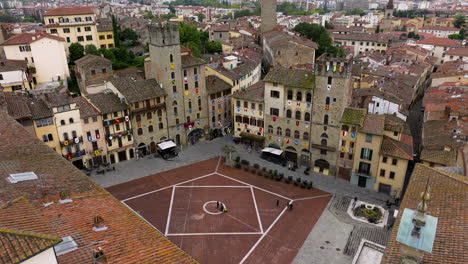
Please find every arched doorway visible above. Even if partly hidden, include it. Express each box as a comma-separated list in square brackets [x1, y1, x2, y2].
[314, 159, 330, 174]
[300, 149, 310, 167]
[150, 142, 157, 153]
[138, 143, 147, 156]
[285, 146, 297, 163]
[268, 142, 281, 149]
[129, 149, 134, 159]
[188, 128, 204, 145]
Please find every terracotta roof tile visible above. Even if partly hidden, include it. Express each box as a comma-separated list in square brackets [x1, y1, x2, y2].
[44, 6, 95, 16]
[109, 77, 165, 103]
[232, 81, 264, 102]
[443, 47, 468, 57]
[359, 114, 385, 135]
[416, 37, 462, 47]
[86, 92, 128, 114]
[72, 96, 100, 119]
[340, 107, 366, 126]
[263, 67, 315, 89]
[381, 164, 468, 264]
[206, 75, 232, 94]
[2, 32, 64, 46]
[380, 136, 413, 160]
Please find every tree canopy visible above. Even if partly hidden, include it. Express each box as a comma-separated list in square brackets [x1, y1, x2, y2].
[293, 23, 345, 57]
[120, 28, 139, 47]
[68, 43, 85, 63]
[345, 8, 366, 16]
[277, 2, 312, 16]
[204, 41, 222, 54]
[84, 44, 100, 56]
[179, 22, 210, 57]
[453, 14, 466, 29]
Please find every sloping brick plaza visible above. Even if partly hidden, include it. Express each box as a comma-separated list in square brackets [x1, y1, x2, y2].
[107, 157, 332, 264]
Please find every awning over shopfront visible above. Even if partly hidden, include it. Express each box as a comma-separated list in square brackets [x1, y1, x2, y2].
[157, 140, 177, 150]
[261, 147, 283, 156]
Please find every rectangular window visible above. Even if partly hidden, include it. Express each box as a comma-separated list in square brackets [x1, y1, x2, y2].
[270, 108, 279, 116]
[0, 74, 3, 80]
[358, 162, 371, 175]
[107, 34, 113, 39]
[66, 37, 70, 43]
[380, 169, 385, 177]
[195, 81, 199, 88]
[360, 148, 373, 161]
[389, 171, 395, 179]
[84, 26, 91, 32]
[236, 100, 240, 107]
[75, 17, 82, 22]
[365, 134, 372, 143]
[99, 35, 105, 40]
[341, 140, 346, 146]
[251, 103, 255, 110]
[77, 36, 84, 42]
[63, 28, 70, 33]
[194, 67, 198, 75]
[392, 159, 398, 166]
[84, 118, 89, 124]
[259, 104, 263, 111]
[327, 76, 332, 85]
[86, 16, 92, 22]
[184, 83, 188, 90]
[86, 35, 93, 41]
[270, 90, 280, 98]
[244, 101, 248, 108]
[48, 18, 54, 24]
[92, 117, 97, 122]
[50, 29, 58, 34]
[77, 27, 81, 32]
[382, 156, 387, 163]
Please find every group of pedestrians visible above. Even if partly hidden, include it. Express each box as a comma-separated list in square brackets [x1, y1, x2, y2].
[216, 201, 228, 213]
[276, 199, 294, 211]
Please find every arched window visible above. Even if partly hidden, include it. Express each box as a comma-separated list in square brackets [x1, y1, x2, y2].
[138, 128, 143, 135]
[136, 114, 141, 122]
[48, 134, 53, 141]
[71, 131, 77, 138]
[303, 132, 309, 140]
[321, 132, 328, 138]
[287, 90, 293, 100]
[325, 97, 330, 105]
[268, 125, 273, 134]
[306, 93, 312, 103]
[296, 91, 302, 101]
[148, 125, 154, 132]
[286, 109, 292, 118]
[147, 112, 152, 119]
[295, 111, 301, 120]
[285, 128, 291, 137]
[60, 120, 65, 125]
[324, 114, 329, 125]
[63, 132, 69, 140]
[173, 100, 177, 105]
[174, 107, 178, 116]
[294, 130, 300, 139]
[305, 112, 311, 121]
[321, 139, 327, 146]
[277, 127, 282, 136]
[69, 118, 74, 123]
[170, 54, 173, 63]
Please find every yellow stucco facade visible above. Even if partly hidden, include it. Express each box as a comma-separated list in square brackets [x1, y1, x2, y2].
[97, 31, 114, 49]
[33, 118, 61, 154]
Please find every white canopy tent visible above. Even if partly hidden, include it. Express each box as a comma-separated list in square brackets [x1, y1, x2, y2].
[157, 140, 177, 150]
[261, 147, 283, 156]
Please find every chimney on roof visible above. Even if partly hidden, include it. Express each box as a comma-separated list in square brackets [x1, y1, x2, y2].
[92, 247, 107, 264]
[93, 215, 108, 232]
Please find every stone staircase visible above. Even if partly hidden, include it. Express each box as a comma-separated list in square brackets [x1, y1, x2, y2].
[343, 226, 391, 256]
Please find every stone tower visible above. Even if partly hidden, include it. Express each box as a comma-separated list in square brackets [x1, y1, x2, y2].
[309, 54, 353, 176]
[385, 0, 394, 19]
[261, 0, 277, 34]
[147, 22, 187, 145]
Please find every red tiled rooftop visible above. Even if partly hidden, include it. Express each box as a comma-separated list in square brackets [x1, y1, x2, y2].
[416, 37, 462, 47]
[2, 32, 64, 46]
[44, 6, 95, 16]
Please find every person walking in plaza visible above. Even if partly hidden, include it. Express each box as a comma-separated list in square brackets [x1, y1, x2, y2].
[217, 201, 220, 209]
[220, 203, 224, 212]
[276, 199, 279, 207]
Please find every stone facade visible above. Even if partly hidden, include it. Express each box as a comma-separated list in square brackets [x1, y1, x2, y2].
[75, 54, 113, 95]
[261, 0, 276, 34]
[147, 22, 209, 146]
[310, 56, 353, 176]
[263, 68, 315, 166]
[206, 75, 232, 129]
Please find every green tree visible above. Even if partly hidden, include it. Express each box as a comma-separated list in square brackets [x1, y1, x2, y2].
[293, 22, 344, 57]
[324, 21, 333, 29]
[0, 12, 18, 22]
[345, 8, 366, 16]
[120, 28, 139, 46]
[144, 10, 155, 19]
[187, 42, 201, 57]
[84, 44, 100, 56]
[99, 48, 116, 61]
[22, 17, 35, 22]
[453, 14, 466, 28]
[197, 13, 205, 21]
[68, 43, 84, 63]
[205, 41, 222, 53]
[111, 14, 121, 48]
[234, 9, 251, 19]
[448, 33, 463, 40]
[375, 25, 380, 33]
[161, 13, 176, 19]
[169, 5, 176, 14]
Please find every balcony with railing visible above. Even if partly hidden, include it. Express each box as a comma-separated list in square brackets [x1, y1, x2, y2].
[131, 102, 166, 113]
[60, 136, 83, 147]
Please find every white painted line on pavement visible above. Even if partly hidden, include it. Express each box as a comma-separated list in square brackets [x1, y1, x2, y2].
[239, 205, 289, 264]
[122, 201, 163, 235]
[121, 172, 215, 202]
[167, 232, 262, 236]
[165, 186, 176, 235]
[293, 194, 333, 201]
[216, 172, 293, 201]
[175, 185, 250, 188]
[250, 186, 264, 234]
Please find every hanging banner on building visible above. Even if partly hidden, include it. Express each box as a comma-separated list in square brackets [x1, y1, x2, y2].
[94, 150, 100, 156]
[64, 140, 69, 146]
[294, 140, 299, 146]
[125, 116, 129, 122]
[96, 134, 100, 139]
[351, 132, 356, 138]
[88, 136, 92, 142]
